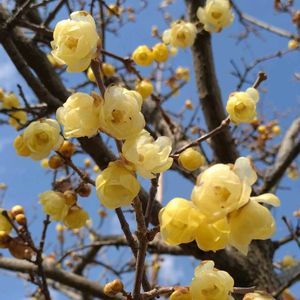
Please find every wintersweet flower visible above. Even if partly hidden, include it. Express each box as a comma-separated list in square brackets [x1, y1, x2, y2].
[39, 191, 72, 221]
[2, 93, 20, 108]
[195, 217, 230, 252]
[135, 80, 153, 99]
[56, 92, 101, 138]
[122, 130, 173, 178]
[191, 157, 257, 222]
[99, 85, 145, 140]
[95, 161, 140, 209]
[152, 43, 169, 62]
[190, 261, 234, 300]
[132, 45, 154, 66]
[9, 111, 27, 129]
[197, 0, 234, 33]
[228, 193, 280, 255]
[159, 198, 202, 245]
[243, 292, 275, 300]
[226, 87, 259, 124]
[63, 206, 89, 229]
[51, 11, 99, 72]
[13, 135, 31, 157]
[170, 287, 192, 300]
[0, 209, 12, 233]
[22, 119, 63, 160]
[162, 21, 197, 48]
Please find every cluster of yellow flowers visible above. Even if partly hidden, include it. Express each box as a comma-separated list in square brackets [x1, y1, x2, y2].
[197, 0, 234, 33]
[132, 42, 169, 66]
[39, 190, 89, 229]
[159, 157, 280, 255]
[226, 87, 260, 124]
[0, 90, 27, 129]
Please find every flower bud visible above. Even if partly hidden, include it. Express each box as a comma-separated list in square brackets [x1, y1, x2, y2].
[11, 205, 25, 218]
[102, 63, 115, 77]
[76, 183, 92, 197]
[40, 158, 49, 168]
[135, 80, 153, 99]
[288, 39, 299, 49]
[15, 214, 27, 226]
[103, 279, 124, 296]
[178, 148, 205, 171]
[49, 155, 64, 169]
[58, 141, 76, 158]
[132, 45, 154, 66]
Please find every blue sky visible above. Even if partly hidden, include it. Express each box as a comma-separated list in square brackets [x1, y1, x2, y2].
[0, 0, 299, 299]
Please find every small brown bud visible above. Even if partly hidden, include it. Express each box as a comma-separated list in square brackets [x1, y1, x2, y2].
[15, 214, 27, 226]
[11, 205, 24, 218]
[76, 183, 91, 197]
[103, 279, 124, 296]
[58, 141, 76, 158]
[49, 155, 64, 169]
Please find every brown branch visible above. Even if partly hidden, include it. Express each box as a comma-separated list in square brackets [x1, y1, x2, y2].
[0, 257, 123, 300]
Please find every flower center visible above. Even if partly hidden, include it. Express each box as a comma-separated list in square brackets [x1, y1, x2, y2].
[36, 132, 49, 144]
[65, 36, 78, 50]
[235, 102, 246, 112]
[214, 186, 230, 202]
[211, 11, 222, 19]
[111, 109, 125, 123]
[177, 31, 186, 41]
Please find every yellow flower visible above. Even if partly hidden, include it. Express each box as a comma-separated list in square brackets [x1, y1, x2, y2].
[51, 11, 99, 72]
[191, 157, 257, 222]
[122, 130, 173, 178]
[102, 63, 116, 77]
[272, 125, 281, 135]
[63, 206, 89, 229]
[197, 0, 234, 33]
[99, 85, 145, 140]
[8, 111, 27, 129]
[152, 43, 169, 62]
[243, 292, 275, 300]
[159, 198, 202, 245]
[0, 209, 12, 233]
[228, 193, 280, 255]
[2, 93, 20, 108]
[39, 191, 71, 221]
[175, 67, 190, 81]
[191, 261, 234, 300]
[195, 217, 230, 252]
[132, 45, 154, 66]
[178, 148, 205, 171]
[135, 80, 154, 99]
[13, 135, 31, 157]
[23, 119, 63, 160]
[281, 255, 296, 268]
[95, 161, 140, 209]
[163, 21, 197, 48]
[170, 287, 192, 300]
[226, 87, 259, 124]
[57, 92, 101, 138]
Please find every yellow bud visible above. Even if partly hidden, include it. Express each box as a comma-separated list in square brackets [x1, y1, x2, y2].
[287, 167, 299, 180]
[169, 46, 178, 56]
[98, 210, 107, 218]
[184, 99, 193, 110]
[272, 125, 281, 135]
[11, 205, 24, 218]
[175, 67, 190, 81]
[40, 158, 49, 168]
[49, 155, 64, 169]
[13, 135, 31, 157]
[84, 158, 91, 168]
[87, 67, 96, 82]
[132, 45, 154, 66]
[63, 206, 89, 229]
[63, 190, 77, 206]
[153, 43, 169, 63]
[58, 140, 76, 158]
[2, 93, 20, 109]
[178, 148, 205, 171]
[258, 125, 267, 134]
[15, 214, 27, 226]
[8, 111, 27, 129]
[102, 63, 115, 77]
[135, 80, 154, 99]
[288, 39, 299, 49]
[281, 255, 296, 268]
[103, 279, 124, 296]
[170, 287, 192, 300]
[56, 223, 64, 232]
[0, 183, 7, 190]
[93, 165, 100, 173]
[108, 4, 121, 16]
